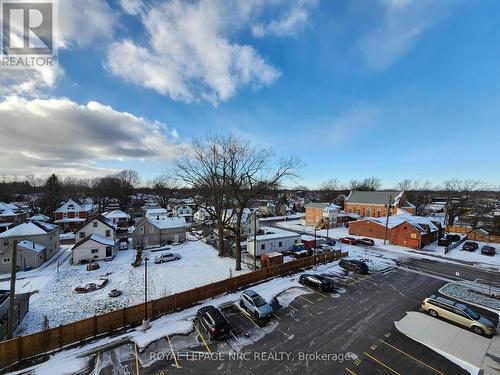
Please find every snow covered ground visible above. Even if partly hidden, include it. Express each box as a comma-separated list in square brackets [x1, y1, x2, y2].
[1, 239, 250, 335]
[13, 248, 391, 375]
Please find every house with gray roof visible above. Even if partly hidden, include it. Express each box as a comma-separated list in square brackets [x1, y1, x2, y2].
[0, 221, 60, 272]
[344, 191, 415, 218]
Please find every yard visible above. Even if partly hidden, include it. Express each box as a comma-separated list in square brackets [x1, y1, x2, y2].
[0, 238, 249, 335]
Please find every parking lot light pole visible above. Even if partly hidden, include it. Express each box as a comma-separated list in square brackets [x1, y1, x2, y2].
[142, 256, 150, 331]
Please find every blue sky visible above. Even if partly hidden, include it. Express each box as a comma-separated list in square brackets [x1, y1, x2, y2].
[1, 0, 499, 188]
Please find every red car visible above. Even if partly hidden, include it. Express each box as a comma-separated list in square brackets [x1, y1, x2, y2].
[339, 237, 357, 245]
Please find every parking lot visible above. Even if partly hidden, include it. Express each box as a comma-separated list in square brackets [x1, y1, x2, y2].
[92, 266, 494, 375]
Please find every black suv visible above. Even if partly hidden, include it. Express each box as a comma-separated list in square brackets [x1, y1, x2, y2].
[481, 245, 496, 256]
[196, 305, 231, 340]
[462, 241, 479, 252]
[299, 274, 335, 292]
[446, 234, 461, 242]
[438, 238, 451, 246]
[356, 238, 375, 246]
[339, 259, 369, 274]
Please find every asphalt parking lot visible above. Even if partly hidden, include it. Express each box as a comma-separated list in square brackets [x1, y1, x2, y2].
[93, 267, 488, 375]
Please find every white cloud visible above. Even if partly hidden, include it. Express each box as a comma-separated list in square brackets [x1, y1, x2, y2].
[0, 96, 180, 178]
[252, 0, 317, 38]
[359, 0, 457, 69]
[108, 0, 315, 105]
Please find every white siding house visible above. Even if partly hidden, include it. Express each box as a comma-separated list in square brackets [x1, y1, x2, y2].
[72, 234, 116, 264]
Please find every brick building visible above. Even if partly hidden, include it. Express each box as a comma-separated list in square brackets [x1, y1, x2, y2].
[344, 191, 415, 218]
[348, 215, 442, 249]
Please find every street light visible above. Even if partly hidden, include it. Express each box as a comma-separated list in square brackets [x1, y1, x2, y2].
[142, 256, 150, 330]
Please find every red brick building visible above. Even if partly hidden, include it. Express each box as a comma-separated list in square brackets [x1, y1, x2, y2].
[348, 215, 442, 249]
[344, 191, 415, 218]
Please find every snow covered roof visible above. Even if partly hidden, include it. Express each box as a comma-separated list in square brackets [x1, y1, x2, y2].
[0, 221, 57, 238]
[305, 202, 331, 209]
[18, 240, 45, 252]
[74, 233, 115, 248]
[75, 215, 117, 232]
[149, 217, 186, 229]
[363, 214, 440, 233]
[248, 227, 300, 242]
[103, 210, 130, 219]
[55, 199, 86, 213]
[29, 214, 50, 222]
[54, 218, 86, 223]
[0, 202, 26, 217]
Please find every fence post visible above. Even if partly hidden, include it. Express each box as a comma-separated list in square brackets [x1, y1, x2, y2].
[93, 315, 97, 338]
[58, 324, 63, 348]
[122, 308, 126, 327]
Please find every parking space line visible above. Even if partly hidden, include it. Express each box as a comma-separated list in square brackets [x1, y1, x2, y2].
[234, 304, 262, 329]
[303, 286, 328, 298]
[345, 368, 357, 375]
[194, 323, 212, 353]
[166, 335, 180, 369]
[134, 343, 140, 375]
[230, 331, 240, 342]
[273, 313, 281, 320]
[363, 352, 401, 375]
[288, 303, 299, 312]
[298, 295, 314, 304]
[378, 339, 446, 375]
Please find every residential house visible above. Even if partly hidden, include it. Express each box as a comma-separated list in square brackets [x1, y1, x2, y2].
[304, 203, 345, 227]
[173, 205, 193, 223]
[72, 234, 116, 264]
[75, 215, 117, 242]
[0, 221, 60, 273]
[344, 191, 415, 218]
[0, 290, 30, 340]
[194, 207, 214, 222]
[348, 215, 442, 249]
[247, 227, 300, 257]
[102, 210, 130, 227]
[132, 217, 186, 247]
[257, 202, 276, 217]
[0, 202, 28, 227]
[145, 208, 170, 220]
[54, 199, 89, 230]
[28, 214, 50, 223]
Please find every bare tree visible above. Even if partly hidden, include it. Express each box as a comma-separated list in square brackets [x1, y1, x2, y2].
[223, 137, 301, 270]
[150, 173, 179, 208]
[350, 177, 381, 191]
[443, 179, 484, 226]
[113, 170, 140, 210]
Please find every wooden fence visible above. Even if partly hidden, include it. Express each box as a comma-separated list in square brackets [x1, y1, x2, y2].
[446, 225, 500, 244]
[0, 251, 347, 370]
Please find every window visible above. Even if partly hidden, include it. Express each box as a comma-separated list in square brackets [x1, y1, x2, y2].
[410, 233, 417, 239]
[93, 221, 98, 228]
[377, 208, 381, 218]
[2, 257, 10, 264]
[150, 226, 155, 233]
[91, 249, 99, 254]
[105, 230, 111, 238]
[278, 241, 282, 247]
[79, 232, 85, 239]
[3, 240, 9, 247]
[261, 244, 265, 250]
[366, 208, 371, 217]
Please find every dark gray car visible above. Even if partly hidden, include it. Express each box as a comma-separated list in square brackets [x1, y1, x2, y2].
[240, 290, 273, 321]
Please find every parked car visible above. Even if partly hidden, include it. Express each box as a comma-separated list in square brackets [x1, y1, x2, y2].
[438, 238, 451, 247]
[108, 289, 122, 298]
[317, 244, 333, 253]
[119, 241, 129, 250]
[421, 295, 496, 336]
[445, 234, 461, 242]
[481, 245, 496, 256]
[339, 237, 357, 245]
[462, 241, 479, 252]
[356, 238, 375, 246]
[240, 290, 273, 321]
[339, 259, 369, 274]
[196, 305, 231, 340]
[154, 253, 181, 263]
[299, 274, 335, 292]
[326, 239, 336, 246]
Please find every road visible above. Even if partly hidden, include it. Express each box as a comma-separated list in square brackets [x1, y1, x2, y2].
[95, 269, 470, 375]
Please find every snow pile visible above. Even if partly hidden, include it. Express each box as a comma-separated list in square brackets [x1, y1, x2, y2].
[439, 283, 500, 312]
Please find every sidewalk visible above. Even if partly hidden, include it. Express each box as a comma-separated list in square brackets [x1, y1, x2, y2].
[395, 311, 491, 375]
[482, 334, 500, 375]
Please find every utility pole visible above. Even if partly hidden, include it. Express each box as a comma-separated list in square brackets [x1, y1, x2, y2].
[253, 211, 257, 271]
[383, 195, 392, 246]
[8, 240, 18, 339]
[142, 256, 150, 330]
